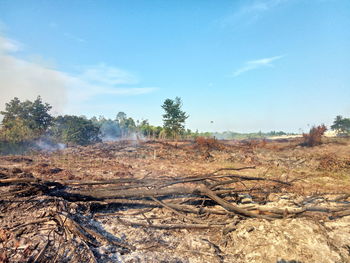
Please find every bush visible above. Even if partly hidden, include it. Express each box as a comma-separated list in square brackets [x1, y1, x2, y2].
[195, 136, 221, 150]
[302, 125, 327, 147]
[0, 118, 37, 143]
[51, 115, 101, 146]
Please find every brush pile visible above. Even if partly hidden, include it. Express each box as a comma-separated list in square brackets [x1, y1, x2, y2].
[1, 163, 350, 262]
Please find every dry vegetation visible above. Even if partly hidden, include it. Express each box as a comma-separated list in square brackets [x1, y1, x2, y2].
[302, 125, 327, 147]
[1, 137, 350, 263]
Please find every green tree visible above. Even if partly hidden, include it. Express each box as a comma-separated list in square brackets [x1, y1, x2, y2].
[0, 118, 36, 143]
[331, 115, 350, 135]
[115, 112, 136, 137]
[116, 112, 127, 123]
[153, 126, 164, 139]
[51, 115, 101, 145]
[161, 97, 189, 139]
[100, 119, 121, 140]
[138, 120, 151, 137]
[137, 120, 162, 139]
[124, 118, 136, 133]
[0, 96, 53, 139]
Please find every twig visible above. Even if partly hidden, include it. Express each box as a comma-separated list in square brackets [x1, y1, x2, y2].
[11, 218, 50, 231]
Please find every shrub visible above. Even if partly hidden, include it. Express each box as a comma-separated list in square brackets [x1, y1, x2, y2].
[50, 115, 101, 146]
[0, 118, 37, 143]
[302, 124, 327, 147]
[195, 136, 221, 150]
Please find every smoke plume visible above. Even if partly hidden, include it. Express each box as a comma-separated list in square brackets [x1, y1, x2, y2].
[0, 34, 156, 119]
[0, 36, 68, 114]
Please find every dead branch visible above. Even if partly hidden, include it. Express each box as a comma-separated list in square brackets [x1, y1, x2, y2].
[213, 166, 256, 173]
[198, 186, 278, 220]
[150, 197, 210, 225]
[116, 217, 216, 229]
[11, 218, 50, 231]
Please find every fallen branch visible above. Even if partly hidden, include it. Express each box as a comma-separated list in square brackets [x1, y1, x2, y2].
[150, 197, 210, 225]
[199, 186, 278, 220]
[116, 217, 216, 229]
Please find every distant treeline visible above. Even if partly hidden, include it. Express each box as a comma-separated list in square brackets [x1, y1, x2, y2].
[1, 96, 349, 154]
[0, 96, 190, 154]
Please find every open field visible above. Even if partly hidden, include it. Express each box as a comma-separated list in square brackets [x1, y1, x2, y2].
[1, 137, 350, 263]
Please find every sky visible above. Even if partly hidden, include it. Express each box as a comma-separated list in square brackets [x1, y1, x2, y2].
[0, 0, 349, 133]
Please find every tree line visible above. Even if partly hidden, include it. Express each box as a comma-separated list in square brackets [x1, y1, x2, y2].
[1, 96, 349, 153]
[0, 96, 190, 152]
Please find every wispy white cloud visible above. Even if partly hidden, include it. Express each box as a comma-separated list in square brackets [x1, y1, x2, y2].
[0, 35, 156, 114]
[221, 0, 291, 28]
[232, 55, 285, 77]
[241, 0, 289, 13]
[67, 64, 156, 103]
[79, 64, 138, 86]
[67, 73, 156, 103]
[0, 36, 22, 53]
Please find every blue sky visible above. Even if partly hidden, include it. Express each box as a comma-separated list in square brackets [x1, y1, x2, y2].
[0, 0, 349, 132]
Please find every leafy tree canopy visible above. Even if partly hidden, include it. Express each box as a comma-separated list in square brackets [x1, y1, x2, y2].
[331, 115, 350, 135]
[161, 97, 188, 138]
[0, 118, 36, 143]
[51, 115, 101, 146]
[115, 112, 136, 137]
[1, 96, 53, 134]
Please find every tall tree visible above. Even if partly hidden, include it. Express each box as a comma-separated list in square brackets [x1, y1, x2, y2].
[331, 115, 350, 135]
[116, 112, 127, 124]
[161, 97, 188, 139]
[0, 96, 52, 137]
[115, 112, 136, 137]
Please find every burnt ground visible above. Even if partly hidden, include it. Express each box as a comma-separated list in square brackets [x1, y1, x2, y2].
[0, 138, 350, 263]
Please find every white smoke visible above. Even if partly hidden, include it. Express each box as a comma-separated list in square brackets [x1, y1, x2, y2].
[0, 34, 156, 117]
[0, 36, 68, 113]
[35, 138, 66, 152]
